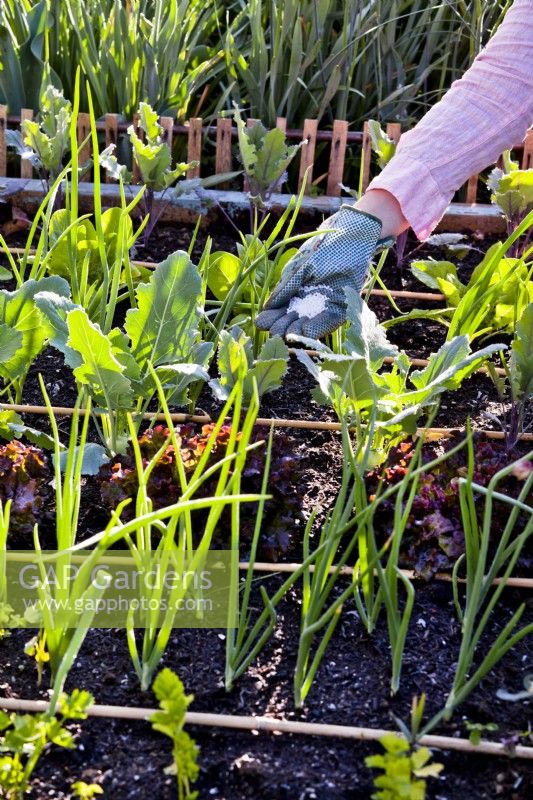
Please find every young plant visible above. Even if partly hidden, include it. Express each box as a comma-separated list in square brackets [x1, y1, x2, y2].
[365, 733, 443, 800]
[210, 325, 289, 405]
[122, 363, 266, 689]
[71, 782, 104, 799]
[37, 250, 212, 454]
[233, 104, 306, 227]
[465, 721, 499, 746]
[6, 83, 72, 191]
[419, 443, 533, 735]
[0, 275, 70, 403]
[150, 669, 199, 800]
[293, 289, 503, 464]
[0, 689, 93, 800]
[488, 151, 533, 255]
[100, 102, 193, 242]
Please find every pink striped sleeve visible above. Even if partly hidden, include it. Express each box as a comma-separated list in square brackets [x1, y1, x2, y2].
[367, 0, 533, 240]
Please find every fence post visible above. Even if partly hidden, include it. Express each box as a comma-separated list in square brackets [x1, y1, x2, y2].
[187, 117, 202, 178]
[326, 119, 348, 197]
[298, 119, 318, 192]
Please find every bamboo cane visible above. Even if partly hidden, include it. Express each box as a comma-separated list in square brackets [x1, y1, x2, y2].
[1, 402, 531, 440]
[0, 698, 531, 759]
[239, 562, 533, 590]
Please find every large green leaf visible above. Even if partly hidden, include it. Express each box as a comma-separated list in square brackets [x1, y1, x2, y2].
[0, 276, 69, 379]
[246, 336, 288, 400]
[207, 251, 241, 301]
[125, 250, 202, 369]
[67, 309, 133, 409]
[0, 323, 22, 363]
[344, 288, 398, 369]
[34, 290, 81, 367]
[406, 336, 504, 403]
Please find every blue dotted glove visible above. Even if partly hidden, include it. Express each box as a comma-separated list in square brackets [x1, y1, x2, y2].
[255, 206, 392, 339]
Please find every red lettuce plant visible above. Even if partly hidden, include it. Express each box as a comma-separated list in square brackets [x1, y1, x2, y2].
[0, 440, 50, 537]
[367, 434, 532, 578]
[98, 424, 302, 559]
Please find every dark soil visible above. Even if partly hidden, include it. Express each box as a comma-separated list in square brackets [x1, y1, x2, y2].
[1, 580, 532, 800]
[1, 220, 532, 799]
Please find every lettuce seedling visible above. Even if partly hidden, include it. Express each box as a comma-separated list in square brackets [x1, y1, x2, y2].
[99, 421, 302, 558]
[0, 440, 50, 538]
[0, 689, 93, 800]
[150, 669, 199, 800]
[365, 734, 443, 800]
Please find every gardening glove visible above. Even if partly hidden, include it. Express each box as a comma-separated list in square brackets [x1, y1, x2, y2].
[255, 206, 393, 339]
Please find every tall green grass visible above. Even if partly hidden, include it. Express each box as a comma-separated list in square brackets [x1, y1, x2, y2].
[0, 0, 511, 125]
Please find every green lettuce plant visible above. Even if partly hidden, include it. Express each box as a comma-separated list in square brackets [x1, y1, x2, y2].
[488, 151, 533, 255]
[150, 669, 199, 800]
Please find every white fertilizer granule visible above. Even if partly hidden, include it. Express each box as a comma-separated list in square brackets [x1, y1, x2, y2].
[287, 292, 327, 319]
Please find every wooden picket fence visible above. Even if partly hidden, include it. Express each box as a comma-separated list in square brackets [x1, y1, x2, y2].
[1, 106, 532, 204]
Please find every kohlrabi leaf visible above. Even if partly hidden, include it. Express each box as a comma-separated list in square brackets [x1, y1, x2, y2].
[0, 323, 23, 362]
[246, 335, 289, 398]
[125, 250, 202, 369]
[55, 443, 109, 476]
[0, 276, 70, 379]
[344, 288, 398, 368]
[67, 309, 133, 408]
[34, 290, 82, 367]
[411, 260, 464, 306]
[407, 336, 504, 401]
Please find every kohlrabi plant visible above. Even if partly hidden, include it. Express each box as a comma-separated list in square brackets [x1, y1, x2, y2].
[6, 83, 72, 190]
[210, 326, 288, 405]
[150, 669, 199, 800]
[36, 251, 212, 454]
[488, 151, 533, 256]
[100, 102, 194, 242]
[292, 289, 504, 464]
[233, 104, 306, 227]
[0, 275, 70, 403]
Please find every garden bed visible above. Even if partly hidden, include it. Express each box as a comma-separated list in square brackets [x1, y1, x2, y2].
[1, 211, 532, 800]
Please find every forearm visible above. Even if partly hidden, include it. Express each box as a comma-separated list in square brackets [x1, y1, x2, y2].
[367, 0, 533, 240]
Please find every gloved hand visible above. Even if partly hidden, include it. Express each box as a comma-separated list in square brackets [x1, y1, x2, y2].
[255, 206, 393, 339]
